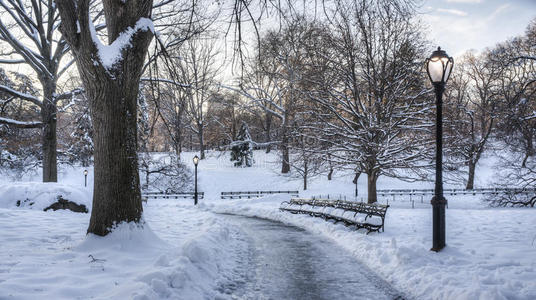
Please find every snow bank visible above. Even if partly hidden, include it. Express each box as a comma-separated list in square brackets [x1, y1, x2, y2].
[0, 182, 91, 211]
[0, 203, 247, 299]
[203, 195, 536, 300]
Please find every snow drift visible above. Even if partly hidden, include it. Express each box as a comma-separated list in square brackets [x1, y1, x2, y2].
[0, 182, 91, 211]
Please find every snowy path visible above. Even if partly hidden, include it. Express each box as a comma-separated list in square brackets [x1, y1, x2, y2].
[220, 214, 404, 300]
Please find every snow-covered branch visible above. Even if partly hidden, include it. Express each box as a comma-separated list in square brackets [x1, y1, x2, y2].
[0, 84, 42, 107]
[0, 117, 42, 128]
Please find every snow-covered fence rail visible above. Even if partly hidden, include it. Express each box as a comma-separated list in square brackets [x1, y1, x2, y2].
[142, 192, 204, 202]
[221, 190, 299, 199]
[375, 188, 536, 208]
[377, 188, 536, 197]
[280, 198, 389, 233]
[311, 194, 350, 200]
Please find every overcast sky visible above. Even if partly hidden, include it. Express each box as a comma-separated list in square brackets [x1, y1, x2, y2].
[421, 0, 536, 57]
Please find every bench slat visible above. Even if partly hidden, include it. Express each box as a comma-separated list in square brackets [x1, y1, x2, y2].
[280, 198, 389, 234]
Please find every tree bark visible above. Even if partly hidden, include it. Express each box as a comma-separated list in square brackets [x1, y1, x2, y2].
[522, 136, 534, 168]
[327, 154, 333, 180]
[174, 113, 182, 156]
[198, 125, 205, 159]
[56, 0, 153, 236]
[466, 161, 475, 190]
[41, 80, 58, 182]
[265, 115, 272, 153]
[86, 79, 143, 236]
[280, 121, 290, 173]
[281, 133, 290, 173]
[367, 171, 378, 204]
[303, 160, 308, 190]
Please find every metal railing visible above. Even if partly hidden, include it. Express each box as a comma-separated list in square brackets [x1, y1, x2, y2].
[377, 187, 536, 196]
[221, 190, 299, 199]
[142, 191, 204, 201]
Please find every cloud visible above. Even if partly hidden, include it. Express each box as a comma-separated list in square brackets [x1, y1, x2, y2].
[488, 4, 511, 21]
[437, 8, 468, 16]
[446, 0, 482, 3]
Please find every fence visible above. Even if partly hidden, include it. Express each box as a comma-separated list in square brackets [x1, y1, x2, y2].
[221, 190, 299, 199]
[311, 188, 536, 209]
[142, 191, 204, 200]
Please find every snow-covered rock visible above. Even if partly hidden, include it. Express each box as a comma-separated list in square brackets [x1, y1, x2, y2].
[0, 182, 91, 211]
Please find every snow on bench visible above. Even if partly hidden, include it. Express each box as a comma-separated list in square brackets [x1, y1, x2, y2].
[280, 198, 389, 234]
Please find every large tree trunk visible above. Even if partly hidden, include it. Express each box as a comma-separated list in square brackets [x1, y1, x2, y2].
[86, 80, 143, 236]
[466, 161, 476, 190]
[367, 171, 378, 204]
[41, 81, 58, 182]
[56, 0, 153, 236]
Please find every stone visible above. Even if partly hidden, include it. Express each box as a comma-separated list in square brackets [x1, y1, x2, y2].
[44, 195, 88, 213]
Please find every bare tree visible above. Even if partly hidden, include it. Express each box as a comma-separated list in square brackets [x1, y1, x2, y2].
[0, 68, 42, 174]
[240, 56, 283, 153]
[443, 51, 501, 189]
[241, 17, 321, 174]
[176, 37, 221, 159]
[0, 0, 84, 182]
[312, 0, 430, 203]
[288, 114, 325, 190]
[485, 19, 536, 205]
[492, 22, 536, 167]
[205, 92, 242, 147]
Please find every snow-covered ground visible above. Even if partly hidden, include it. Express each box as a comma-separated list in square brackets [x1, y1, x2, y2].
[0, 150, 535, 299]
[0, 201, 249, 299]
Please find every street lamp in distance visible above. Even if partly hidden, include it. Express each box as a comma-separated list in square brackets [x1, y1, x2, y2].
[425, 47, 453, 252]
[193, 155, 199, 205]
[84, 169, 88, 187]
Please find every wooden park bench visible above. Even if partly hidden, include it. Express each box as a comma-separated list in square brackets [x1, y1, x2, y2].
[141, 191, 204, 203]
[279, 198, 389, 234]
[221, 190, 299, 199]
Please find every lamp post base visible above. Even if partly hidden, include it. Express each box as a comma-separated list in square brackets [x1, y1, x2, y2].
[431, 195, 447, 252]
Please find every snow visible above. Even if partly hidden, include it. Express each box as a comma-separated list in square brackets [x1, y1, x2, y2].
[0, 203, 246, 299]
[0, 182, 91, 210]
[89, 17, 154, 70]
[0, 117, 41, 127]
[203, 195, 536, 300]
[0, 150, 535, 299]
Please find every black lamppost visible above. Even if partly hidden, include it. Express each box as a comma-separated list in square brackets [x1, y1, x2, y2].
[425, 47, 453, 252]
[193, 155, 199, 205]
[84, 169, 88, 187]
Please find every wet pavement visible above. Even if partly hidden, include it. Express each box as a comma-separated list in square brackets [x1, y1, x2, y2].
[221, 215, 405, 300]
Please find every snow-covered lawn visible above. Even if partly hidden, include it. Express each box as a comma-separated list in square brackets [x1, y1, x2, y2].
[0, 202, 246, 299]
[0, 150, 535, 299]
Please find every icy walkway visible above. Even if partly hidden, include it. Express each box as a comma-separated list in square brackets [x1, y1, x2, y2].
[220, 214, 404, 300]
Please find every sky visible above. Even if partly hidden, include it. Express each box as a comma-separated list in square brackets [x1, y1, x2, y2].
[421, 0, 536, 57]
